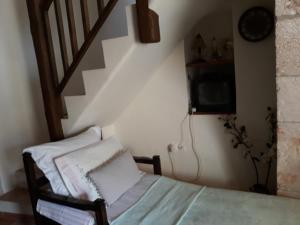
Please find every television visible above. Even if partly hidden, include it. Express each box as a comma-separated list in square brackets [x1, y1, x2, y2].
[190, 71, 236, 114]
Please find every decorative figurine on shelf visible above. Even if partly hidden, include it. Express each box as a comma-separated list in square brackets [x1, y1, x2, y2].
[211, 37, 222, 59]
[191, 33, 207, 63]
[222, 39, 234, 60]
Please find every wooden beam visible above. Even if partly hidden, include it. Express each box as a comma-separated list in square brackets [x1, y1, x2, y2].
[26, 0, 64, 141]
[136, 0, 160, 43]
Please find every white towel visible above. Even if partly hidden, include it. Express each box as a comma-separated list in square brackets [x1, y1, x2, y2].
[37, 200, 95, 225]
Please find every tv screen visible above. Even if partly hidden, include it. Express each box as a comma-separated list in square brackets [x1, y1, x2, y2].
[197, 81, 231, 105]
[190, 72, 236, 114]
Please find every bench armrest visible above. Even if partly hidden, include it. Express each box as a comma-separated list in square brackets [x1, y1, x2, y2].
[37, 190, 108, 225]
[37, 191, 102, 211]
[134, 155, 162, 175]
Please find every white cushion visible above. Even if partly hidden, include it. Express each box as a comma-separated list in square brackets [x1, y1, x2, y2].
[54, 136, 123, 201]
[23, 126, 102, 196]
[88, 151, 143, 206]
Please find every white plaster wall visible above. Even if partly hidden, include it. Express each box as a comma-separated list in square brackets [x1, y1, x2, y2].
[64, 0, 229, 135]
[232, 0, 276, 191]
[0, 0, 48, 193]
[115, 0, 276, 191]
[48, 0, 135, 96]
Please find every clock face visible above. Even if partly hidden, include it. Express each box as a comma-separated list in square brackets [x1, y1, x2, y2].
[239, 7, 274, 42]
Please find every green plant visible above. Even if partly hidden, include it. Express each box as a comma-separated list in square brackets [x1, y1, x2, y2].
[263, 107, 277, 187]
[219, 107, 277, 192]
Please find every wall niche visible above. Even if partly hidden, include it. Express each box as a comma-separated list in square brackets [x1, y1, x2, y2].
[185, 10, 235, 115]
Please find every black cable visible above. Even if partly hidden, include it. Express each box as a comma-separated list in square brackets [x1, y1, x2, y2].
[188, 114, 201, 181]
[168, 113, 201, 182]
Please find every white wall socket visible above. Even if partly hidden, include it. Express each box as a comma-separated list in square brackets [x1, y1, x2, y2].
[167, 143, 185, 153]
[167, 144, 174, 152]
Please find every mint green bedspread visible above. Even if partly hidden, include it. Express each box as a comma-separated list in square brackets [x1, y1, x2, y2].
[111, 177, 300, 225]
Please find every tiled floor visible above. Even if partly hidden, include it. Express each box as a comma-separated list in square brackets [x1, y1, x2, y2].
[0, 189, 34, 225]
[0, 212, 34, 225]
[0, 189, 30, 205]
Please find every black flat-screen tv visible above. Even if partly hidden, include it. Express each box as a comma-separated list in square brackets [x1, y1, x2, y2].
[190, 72, 236, 114]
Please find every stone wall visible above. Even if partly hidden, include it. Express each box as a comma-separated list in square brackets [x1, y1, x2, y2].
[276, 0, 300, 198]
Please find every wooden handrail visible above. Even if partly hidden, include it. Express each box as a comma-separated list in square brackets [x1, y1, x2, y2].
[27, 0, 160, 141]
[42, 0, 161, 96]
[57, 0, 119, 94]
[26, 0, 121, 140]
[41, 0, 120, 95]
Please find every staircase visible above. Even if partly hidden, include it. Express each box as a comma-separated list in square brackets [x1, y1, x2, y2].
[62, 0, 228, 135]
[27, 0, 227, 139]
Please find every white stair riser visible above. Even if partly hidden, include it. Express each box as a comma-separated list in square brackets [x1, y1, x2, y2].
[63, 0, 227, 135]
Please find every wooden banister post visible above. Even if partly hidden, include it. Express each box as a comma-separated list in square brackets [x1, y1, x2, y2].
[26, 0, 64, 141]
[136, 0, 160, 43]
[153, 155, 162, 175]
[94, 199, 109, 225]
[23, 154, 40, 223]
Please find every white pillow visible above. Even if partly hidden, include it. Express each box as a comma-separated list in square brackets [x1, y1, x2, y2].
[88, 151, 143, 206]
[54, 136, 123, 201]
[23, 126, 102, 196]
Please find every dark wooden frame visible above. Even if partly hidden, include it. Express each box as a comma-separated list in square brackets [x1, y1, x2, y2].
[23, 153, 161, 225]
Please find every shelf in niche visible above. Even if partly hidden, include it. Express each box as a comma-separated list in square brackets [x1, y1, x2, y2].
[190, 112, 236, 115]
[186, 59, 234, 68]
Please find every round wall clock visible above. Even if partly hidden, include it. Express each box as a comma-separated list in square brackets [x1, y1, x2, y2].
[238, 7, 274, 42]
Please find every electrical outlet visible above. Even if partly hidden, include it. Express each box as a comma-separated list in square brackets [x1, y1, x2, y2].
[167, 144, 174, 153]
[168, 144, 185, 153]
[177, 144, 184, 151]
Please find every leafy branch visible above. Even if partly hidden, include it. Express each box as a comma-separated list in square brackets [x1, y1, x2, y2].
[219, 115, 259, 184]
[219, 107, 277, 188]
[263, 107, 277, 186]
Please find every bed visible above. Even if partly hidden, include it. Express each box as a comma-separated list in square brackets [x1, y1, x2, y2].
[22, 128, 300, 225]
[24, 153, 300, 225]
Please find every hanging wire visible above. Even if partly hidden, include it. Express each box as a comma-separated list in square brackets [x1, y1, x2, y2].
[168, 112, 201, 182]
[188, 114, 201, 181]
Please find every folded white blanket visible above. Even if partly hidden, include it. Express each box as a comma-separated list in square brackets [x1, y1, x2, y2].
[36, 174, 160, 225]
[55, 137, 123, 201]
[37, 200, 95, 225]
